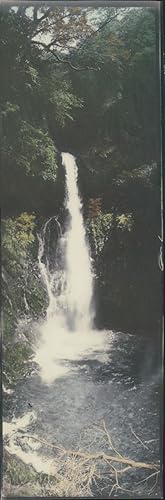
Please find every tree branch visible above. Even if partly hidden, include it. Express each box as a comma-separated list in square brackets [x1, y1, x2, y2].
[76, 7, 131, 54]
[17, 5, 27, 17]
[4, 420, 160, 497]
[77, 10, 120, 52]
[17, 432, 159, 472]
[34, 7, 52, 26]
[32, 40, 99, 71]
[33, 6, 38, 24]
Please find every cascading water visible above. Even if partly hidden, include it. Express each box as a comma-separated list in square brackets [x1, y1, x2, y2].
[34, 153, 106, 383]
[62, 152, 93, 331]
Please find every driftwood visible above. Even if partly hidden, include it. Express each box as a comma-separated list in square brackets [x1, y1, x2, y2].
[18, 432, 158, 471]
[9, 420, 159, 497]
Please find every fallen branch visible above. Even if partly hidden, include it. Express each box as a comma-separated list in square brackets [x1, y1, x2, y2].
[16, 432, 159, 471]
[130, 424, 151, 451]
[4, 421, 160, 497]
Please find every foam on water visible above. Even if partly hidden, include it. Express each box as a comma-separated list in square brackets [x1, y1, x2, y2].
[4, 412, 57, 475]
[34, 322, 108, 383]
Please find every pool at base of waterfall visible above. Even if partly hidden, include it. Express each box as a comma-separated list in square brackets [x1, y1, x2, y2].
[3, 330, 162, 499]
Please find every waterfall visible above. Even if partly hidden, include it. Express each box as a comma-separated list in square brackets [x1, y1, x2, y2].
[35, 153, 105, 383]
[62, 152, 93, 331]
[37, 153, 93, 331]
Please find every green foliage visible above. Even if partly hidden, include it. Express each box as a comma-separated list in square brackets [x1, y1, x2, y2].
[3, 121, 58, 180]
[2, 213, 48, 322]
[3, 453, 58, 497]
[32, 6, 93, 52]
[4, 343, 33, 383]
[117, 8, 156, 53]
[116, 213, 133, 232]
[87, 212, 113, 256]
[68, 7, 158, 168]
[2, 314, 15, 342]
[51, 83, 82, 127]
[2, 213, 36, 266]
[1, 101, 20, 116]
[0, 9, 83, 185]
[26, 265, 49, 317]
[39, 70, 83, 127]
[4, 456, 37, 486]
[87, 211, 134, 258]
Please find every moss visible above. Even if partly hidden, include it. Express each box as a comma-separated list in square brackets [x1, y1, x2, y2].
[2, 312, 16, 341]
[3, 342, 33, 383]
[26, 274, 48, 318]
[4, 454, 37, 486]
[3, 453, 58, 497]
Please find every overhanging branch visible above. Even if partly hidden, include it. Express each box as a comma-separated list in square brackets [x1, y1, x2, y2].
[32, 40, 99, 71]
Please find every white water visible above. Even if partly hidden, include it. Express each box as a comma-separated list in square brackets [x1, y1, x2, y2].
[63, 152, 93, 331]
[3, 412, 57, 475]
[35, 153, 106, 383]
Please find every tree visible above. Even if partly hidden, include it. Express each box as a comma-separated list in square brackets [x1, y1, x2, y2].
[0, 7, 82, 192]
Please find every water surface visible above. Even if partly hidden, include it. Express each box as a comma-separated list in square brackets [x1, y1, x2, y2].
[4, 330, 162, 498]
